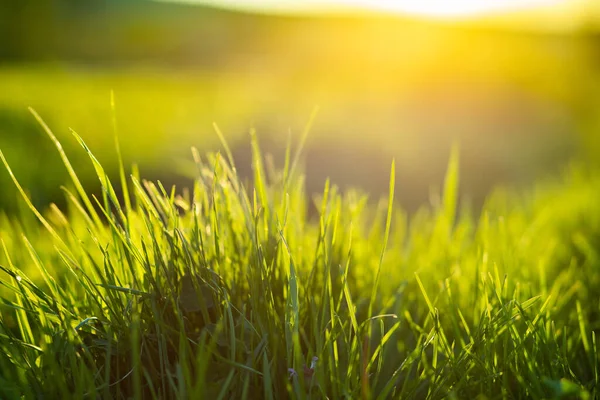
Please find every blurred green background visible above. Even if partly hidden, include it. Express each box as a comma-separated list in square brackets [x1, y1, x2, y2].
[1, 0, 600, 213]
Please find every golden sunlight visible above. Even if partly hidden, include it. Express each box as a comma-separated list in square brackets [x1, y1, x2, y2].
[349, 0, 567, 18]
[188, 0, 569, 18]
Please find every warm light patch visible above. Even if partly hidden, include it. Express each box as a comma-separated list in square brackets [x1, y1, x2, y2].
[174, 0, 570, 19]
[346, 0, 566, 18]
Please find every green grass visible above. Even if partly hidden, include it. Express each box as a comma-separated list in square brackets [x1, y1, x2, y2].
[0, 64, 592, 215]
[0, 113, 599, 399]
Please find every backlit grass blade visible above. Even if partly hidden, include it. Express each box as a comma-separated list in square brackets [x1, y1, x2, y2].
[369, 159, 395, 318]
[443, 143, 460, 227]
[111, 91, 132, 219]
[213, 122, 237, 173]
[288, 106, 318, 186]
[70, 128, 126, 227]
[0, 150, 69, 251]
[28, 107, 103, 229]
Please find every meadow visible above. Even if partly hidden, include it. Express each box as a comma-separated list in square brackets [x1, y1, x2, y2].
[0, 61, 589, 214]
[0, 112, 598, 399]
[1, 3, 600, 398]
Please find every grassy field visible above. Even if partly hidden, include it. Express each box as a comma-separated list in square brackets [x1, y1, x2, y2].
[0, 64, 588, 215]
[0, 115, 598, 399]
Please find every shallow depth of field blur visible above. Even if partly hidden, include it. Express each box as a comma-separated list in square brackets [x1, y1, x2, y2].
[1, 0, 599, 213]
[3, 2, 600, 399]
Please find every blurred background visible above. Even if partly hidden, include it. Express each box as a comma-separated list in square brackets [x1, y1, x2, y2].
[0, 0, 599, 213]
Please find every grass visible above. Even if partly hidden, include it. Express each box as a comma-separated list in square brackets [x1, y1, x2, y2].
[0, 113, 598, 399]
[0, 64, 592, 214]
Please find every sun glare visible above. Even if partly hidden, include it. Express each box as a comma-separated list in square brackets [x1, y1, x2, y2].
[348, 0, 566, 18]
[187, 0, 569, 19]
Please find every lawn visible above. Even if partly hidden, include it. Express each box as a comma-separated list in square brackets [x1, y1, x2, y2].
[0, 114, 598, 399]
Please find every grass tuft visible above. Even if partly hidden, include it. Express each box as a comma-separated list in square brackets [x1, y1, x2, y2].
[0, 113, 598, 399]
